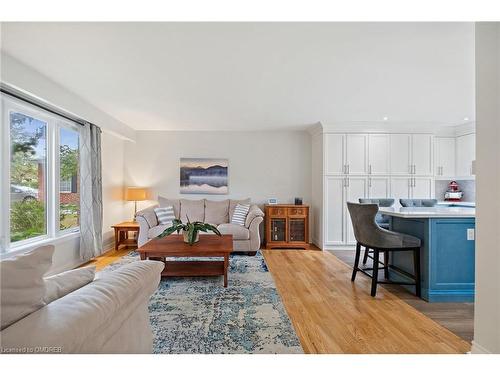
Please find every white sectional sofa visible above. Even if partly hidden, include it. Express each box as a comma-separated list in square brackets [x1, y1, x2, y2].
[135, 197, 264, 253]
[0, 246, 164, 354]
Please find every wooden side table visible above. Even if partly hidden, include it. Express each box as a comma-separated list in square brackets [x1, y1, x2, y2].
[111, 221, 140, 251]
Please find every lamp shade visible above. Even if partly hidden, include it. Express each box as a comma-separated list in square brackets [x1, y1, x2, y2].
[125, 187, 147, 201]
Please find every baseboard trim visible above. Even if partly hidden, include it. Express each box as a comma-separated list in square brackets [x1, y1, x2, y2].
[471, 341, 493, 354]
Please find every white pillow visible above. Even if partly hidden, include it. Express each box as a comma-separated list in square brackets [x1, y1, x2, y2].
[231, 203, 250, 226]
[154, 206, 176, 225]
[43, 266, 96, 305]
[0, 245, 54, 329]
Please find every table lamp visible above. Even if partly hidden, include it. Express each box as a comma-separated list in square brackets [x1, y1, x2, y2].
[125, 187, 148, 221]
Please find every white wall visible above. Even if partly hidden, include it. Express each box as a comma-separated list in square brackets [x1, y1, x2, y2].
[101, 132, 127, 250]
[1, 53, 130, 273]
[473, 22, 500, 354]
[124, 130, 312, 217]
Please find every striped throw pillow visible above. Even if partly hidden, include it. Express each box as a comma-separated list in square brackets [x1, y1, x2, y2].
[154, 206, 175, 226]
[231, 203, 250, 226]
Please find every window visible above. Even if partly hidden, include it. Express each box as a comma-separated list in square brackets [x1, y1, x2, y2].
[9, 112, 47, 243]
[1, 94, 81, 251]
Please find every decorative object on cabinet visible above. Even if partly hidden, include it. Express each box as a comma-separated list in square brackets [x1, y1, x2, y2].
[444, 181, 463, 201]
[265, 204, 309, 249]
[267, 198, 278, 205]
[294, 197, 303, 205]
[180, 158, 228, 194]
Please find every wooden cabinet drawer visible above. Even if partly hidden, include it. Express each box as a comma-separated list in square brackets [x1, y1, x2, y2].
[288, 207, 306, 216]
[268, 207, 287, 217]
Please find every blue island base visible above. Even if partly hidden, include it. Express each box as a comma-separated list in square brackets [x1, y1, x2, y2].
[388, 216, 475, 303]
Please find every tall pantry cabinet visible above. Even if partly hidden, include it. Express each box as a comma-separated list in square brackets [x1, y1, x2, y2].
[322, 132, 434, 248]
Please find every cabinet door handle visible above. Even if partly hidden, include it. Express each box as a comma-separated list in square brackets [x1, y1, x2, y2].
[347, 164, 350, 174]
[369, 178, 372, 187]
[343, 164, 346, 174]
[369, 164, 372, 174]
[409, 164, 412, 174]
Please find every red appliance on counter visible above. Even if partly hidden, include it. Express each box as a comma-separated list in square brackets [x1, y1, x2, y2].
[444, 181, 463, 201]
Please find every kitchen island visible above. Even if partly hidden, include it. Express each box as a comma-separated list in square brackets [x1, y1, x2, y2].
[379, 206, 475, 302]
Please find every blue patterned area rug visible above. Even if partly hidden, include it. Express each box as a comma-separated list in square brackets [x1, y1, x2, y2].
[101, 251, 303, 354]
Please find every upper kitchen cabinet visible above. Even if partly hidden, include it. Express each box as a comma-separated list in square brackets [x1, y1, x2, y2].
[456, 133, 476, 178]
[345, 134, 368, 175]
[389, 134, 412, 175]
[389, 134, 433, 176]
[324, 133, 345, 175]
[412, 134, 433, 176]
[368, 134, 390, 175]
[435, 137, 456, 178]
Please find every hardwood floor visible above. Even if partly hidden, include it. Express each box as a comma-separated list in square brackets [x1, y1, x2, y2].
[263, 249, 471, 354]
[331, 249, 474, 343]
[81, 246, 131, 271]
[86, 245, 471, 354]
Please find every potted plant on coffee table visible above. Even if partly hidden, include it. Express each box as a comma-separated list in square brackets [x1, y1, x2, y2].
[157, 216, 222, 245]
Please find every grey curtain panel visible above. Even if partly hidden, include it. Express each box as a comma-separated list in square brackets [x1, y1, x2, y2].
[79, 122, 103, 261]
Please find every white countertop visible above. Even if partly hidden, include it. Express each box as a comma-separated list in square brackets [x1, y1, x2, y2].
[437, 201, 475, 207]
[379, 206, 476, 218]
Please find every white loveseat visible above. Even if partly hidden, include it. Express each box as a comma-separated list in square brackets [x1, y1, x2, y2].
[135, 197, 264, 253]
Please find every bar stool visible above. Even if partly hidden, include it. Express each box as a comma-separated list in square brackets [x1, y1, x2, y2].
[359, 198, 395, 267]
[399, 199, 437, 207]
[347, 202, 422, 297]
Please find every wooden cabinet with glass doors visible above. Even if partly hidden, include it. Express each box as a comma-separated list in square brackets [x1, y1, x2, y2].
[264, 204, 309, 249]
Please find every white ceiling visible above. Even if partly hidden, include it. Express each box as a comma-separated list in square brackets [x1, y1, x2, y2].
[1, 22, 475, 131]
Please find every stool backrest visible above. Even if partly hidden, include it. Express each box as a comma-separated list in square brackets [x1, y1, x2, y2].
[359, 198, 395, 207]
[399, 199, 437, 207]
[346, 202, 380, 246]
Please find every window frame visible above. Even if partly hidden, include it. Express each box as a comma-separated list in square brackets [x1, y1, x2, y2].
[1, 94, 81, 253]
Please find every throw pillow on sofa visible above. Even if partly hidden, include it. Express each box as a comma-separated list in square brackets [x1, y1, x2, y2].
[0, 245, 54, 329]
[43, 266, 96, 305]
[231, 203, 250, 226]
[154, 206, 176, 225]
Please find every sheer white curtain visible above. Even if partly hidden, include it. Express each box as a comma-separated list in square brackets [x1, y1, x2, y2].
[79, 122, 103, 261]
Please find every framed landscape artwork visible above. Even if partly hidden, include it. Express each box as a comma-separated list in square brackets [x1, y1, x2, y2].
[180, 158, 228, 194]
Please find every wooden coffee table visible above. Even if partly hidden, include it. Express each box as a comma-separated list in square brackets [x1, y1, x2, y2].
[137, 234, 233, 287]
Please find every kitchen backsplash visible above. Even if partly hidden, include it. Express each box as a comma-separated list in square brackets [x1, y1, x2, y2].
[435, 180, 476, 202]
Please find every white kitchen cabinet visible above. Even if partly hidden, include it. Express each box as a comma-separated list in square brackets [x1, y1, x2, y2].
[368, 176, 390, 198]
[325, 134, 345, 175]
[368, 134, 390, 175]
[345, 177, 368, 244]
[390, 134, 412, 175]
[324, 176, 345, 245]
[345, 134, 368, 175]
[456, 133, 475, 177]
[412, 134, 433, 176]
[434, 137, 456, 177]
[412, 177, 434, 199]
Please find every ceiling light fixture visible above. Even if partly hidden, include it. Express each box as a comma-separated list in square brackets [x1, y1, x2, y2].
[383, 116, 389, 121]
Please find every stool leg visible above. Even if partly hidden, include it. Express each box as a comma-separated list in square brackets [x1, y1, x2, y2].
[351, 242, 361, 282]
[384, 250, 389, 279]
[362, 246, 369, 264]
[413, 248, 422, 298]
[371, 249, 380, 297]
